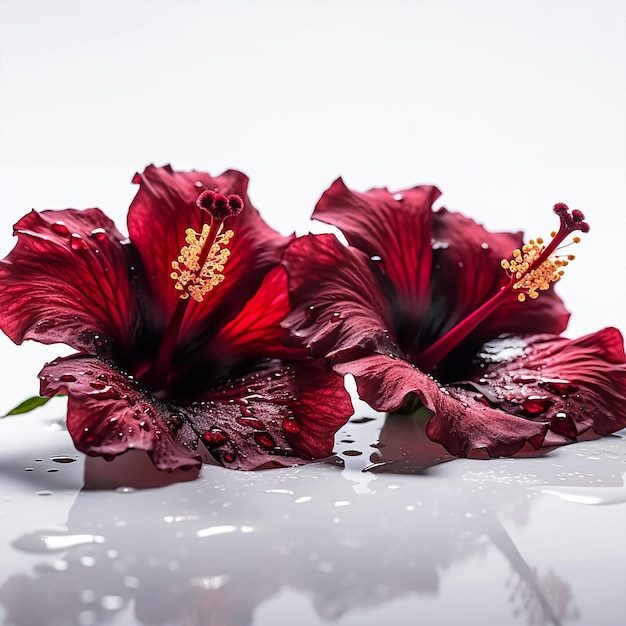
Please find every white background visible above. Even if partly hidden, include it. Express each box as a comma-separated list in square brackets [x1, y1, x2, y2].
[1, 0, 625, 413]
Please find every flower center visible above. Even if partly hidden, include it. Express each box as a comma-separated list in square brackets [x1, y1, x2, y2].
[146, 189, 243, 392]
[415, 203, 589, 372]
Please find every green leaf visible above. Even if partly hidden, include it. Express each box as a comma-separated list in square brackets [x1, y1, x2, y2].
[3, 395, 54, 417]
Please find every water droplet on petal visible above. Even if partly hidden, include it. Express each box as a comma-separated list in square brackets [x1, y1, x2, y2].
[89, 228, 107, 243]
[51, 221, 69, 235]
[202, 429, 229, 446]
[70, 233, 88, 251]
[331, 312, 341, 323]
[139, 420, 150, 432]
[540, 379, 580, 395]
[236, 417, 265, 429]
[223, 451, 236, 463]
[282, 417, 301, 434]
[254, 432, 276, 449]
[522, 396, 553, 415]
[59, 374, 77, 382]
[305, 304, 316, 318]
[90, 381, 106, 390]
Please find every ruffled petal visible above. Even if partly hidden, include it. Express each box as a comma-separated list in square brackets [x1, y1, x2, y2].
[334, 327, 626, 457]
[283, 233, 400, 359]
[39, 355, 201, 471]
[460, 329, 626, 442]
[187, 359, 353, 470]
[333, 350, 549, 457]
[0, 209, 137, 353]
[127, 165, 291, 341]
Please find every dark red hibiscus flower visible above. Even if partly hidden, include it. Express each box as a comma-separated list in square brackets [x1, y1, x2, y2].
[0, 165, 352, 471]
[283, 178, 626, 456]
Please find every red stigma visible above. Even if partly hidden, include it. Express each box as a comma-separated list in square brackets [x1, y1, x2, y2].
[553, 202, 590, 234]
[196, 190, 244, 221]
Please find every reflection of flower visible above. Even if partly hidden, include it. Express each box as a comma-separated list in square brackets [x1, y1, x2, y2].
[283, 179, 626, 456]
[2, 408, 600, 626]
[0, 166, 352, 471]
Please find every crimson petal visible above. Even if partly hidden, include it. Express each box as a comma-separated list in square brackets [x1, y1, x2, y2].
[333, 350, 550, 457]
[39, 355, 200, 471]
[283, 233, 400, 359]
[313, 178, 441, 313]
[0, 209, 137, 353]
[127, 165, 291, 341]
[463, 329, 626, 442]
[188, 359, 353, 470]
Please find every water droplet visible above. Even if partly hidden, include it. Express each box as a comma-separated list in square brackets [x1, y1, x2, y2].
[202, 429, 229, 446]
[51, 221, 69, 235]
[350, 416, 376, 424]
[37, 491, 53, 496]
[305, 304, 316, 318]
[51, 455, 76, 464]
[90, 381, 106, 390]
[393, 193, 403, 201]
[70, 233, 88, 251]
[522, 396, 552, 415]
[282, 417, 301, 434]
[138, 420, 150, 432]
[480, 242, 489, 250]
[25, 467, 34, 472]
[342, 449, 363, 456]
[46, 468, 59, 473]
[115, 486, 136, 494]
[236, 416, 265, 429]
[89, 228, 107, 243]
[254, 432, 276, 449]
[194, 180, 204, 188]
[59, 374, 77, 382]
[370, 255, 382, 262]
[554, 411, 568, 419]
[223, 451, 236, 463]
[331, 312, 341, 322]
[540, 379, 579, 395]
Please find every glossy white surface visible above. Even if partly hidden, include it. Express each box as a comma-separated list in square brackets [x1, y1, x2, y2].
[1, 397, 626, 626]
[1, 2, 625, 625]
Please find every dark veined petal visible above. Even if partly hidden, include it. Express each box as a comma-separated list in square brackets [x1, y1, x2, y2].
[425, 208, 569, 348]
[39, 355, 200, 471]
[0, 209, 137, 353]
[186, 359, 353, 470]
[282, 233, 400, 359]
[200, 265, 305, 366]
[127, 165, 292, 341]
[312, 178, 441, 315]
[333, 350, 549, 457]
[460, 329, 626, 443]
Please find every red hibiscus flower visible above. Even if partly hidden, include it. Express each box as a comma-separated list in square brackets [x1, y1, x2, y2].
[0, 165, 352, 471]
[283, 178, 626, 456]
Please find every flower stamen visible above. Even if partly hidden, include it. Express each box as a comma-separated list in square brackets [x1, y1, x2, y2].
[415, 203, 589, 372]
[171, 225, 234, 302]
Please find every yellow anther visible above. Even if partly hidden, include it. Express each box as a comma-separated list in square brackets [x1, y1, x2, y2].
[170, 224, 234, 302]
[500, 228, 581, 304]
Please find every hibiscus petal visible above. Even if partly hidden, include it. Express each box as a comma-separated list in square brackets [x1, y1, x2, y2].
[464, 329, 626, 442]
[313, 178, 441, 316]
[185, 359, 353, 470]
[427, 208, 570, 347]
[0, 209, 137, 353]
[333, 350, 550, 457]
[207, 265, 305, 365]
[39, 355, 201, 471]
[283, 233, 400, 359]
[127, 165, 291, 341]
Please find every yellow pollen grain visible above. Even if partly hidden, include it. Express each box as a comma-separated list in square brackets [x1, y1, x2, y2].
[170, 224, 234, 302]
[500, 231, 580, 304]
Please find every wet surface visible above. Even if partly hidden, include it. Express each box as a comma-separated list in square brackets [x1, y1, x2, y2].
[1, 398, 625, 626]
